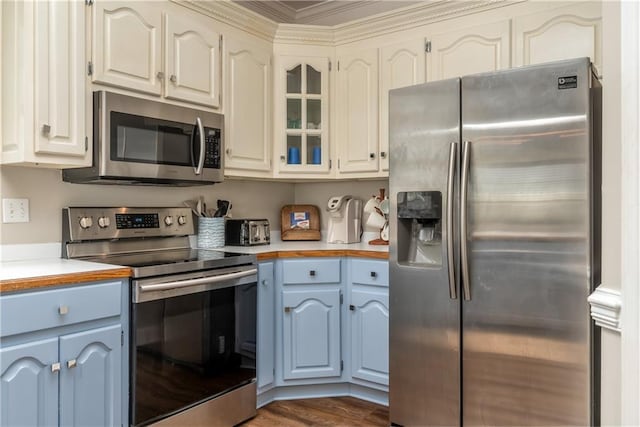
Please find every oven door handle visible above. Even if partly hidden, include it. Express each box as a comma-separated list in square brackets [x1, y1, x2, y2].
[139, 268, 257, 293]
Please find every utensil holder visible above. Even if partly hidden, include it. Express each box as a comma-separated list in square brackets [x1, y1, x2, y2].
[197, 217, 225, 248]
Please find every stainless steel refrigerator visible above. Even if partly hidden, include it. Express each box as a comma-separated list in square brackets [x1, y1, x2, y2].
[388, 57, 601, 426]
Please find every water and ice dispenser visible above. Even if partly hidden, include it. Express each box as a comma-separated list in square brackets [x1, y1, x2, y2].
[396, 191, 442, 267]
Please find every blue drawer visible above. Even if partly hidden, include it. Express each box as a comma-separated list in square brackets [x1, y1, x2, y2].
[0, 281, 122, 338]
[351, 259, 388, 287]
[282, 259, 341, 284]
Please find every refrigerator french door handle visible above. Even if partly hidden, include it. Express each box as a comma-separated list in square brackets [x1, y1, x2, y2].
[446, 142, 458, 300]
[461, 140, 472, 301]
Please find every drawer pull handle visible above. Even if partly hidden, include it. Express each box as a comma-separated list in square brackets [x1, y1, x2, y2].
[309, 270, 316, 277]
[59, 305, 69, 315]
[284, 306, 291, 313]
[370, 271, 377, 278]
[349, 304, 355, 311]
[67, 359, 77, 369]
[51, 363, 61, 373]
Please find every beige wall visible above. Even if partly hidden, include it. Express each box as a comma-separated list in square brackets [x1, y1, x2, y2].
[0, 166, 387, 244]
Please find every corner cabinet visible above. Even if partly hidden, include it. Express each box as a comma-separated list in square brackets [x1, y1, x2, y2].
[274, 56, 331, 177]
[1, 0, 91, 168]
[0, 280, 129, 426]
[276, 258, 344, 384]
[91, 1, 222, 108]
[224, 37, 272, 177]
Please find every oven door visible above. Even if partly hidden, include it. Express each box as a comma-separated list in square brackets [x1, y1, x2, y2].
[97, 91, 224, 184]
[131, 265, 257, 426]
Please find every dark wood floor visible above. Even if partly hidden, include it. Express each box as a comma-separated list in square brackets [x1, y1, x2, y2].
[240, 397, 389, 426]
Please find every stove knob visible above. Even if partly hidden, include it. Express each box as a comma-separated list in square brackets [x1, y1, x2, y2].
[79, 216, 93, 229]
[164, 216, 173, 226]
[98, 216, 110, 228]
[178, 215, 187, 225]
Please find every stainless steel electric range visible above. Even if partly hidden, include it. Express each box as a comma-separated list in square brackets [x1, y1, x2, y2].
[62, 207, 257, 427]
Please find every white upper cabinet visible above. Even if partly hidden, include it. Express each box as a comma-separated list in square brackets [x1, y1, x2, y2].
[514, 2, 601, 74]
[335, 48, 379, 175]
[426, 20, 511, 82]
[92, 2, 222, 108]
[274, 55, 330, 176]
[164, 13, 221, 107]
[92, 2, 162, 95]
[1, 0, 90, 167]
[224, 36, 272, 175]
[379, 39, 426, 172]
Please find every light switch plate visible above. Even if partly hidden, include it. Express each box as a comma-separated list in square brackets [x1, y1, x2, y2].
[2, 198, 29, 223]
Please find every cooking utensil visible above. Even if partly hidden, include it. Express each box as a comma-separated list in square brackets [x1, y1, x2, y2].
[183, 200, 200, 217]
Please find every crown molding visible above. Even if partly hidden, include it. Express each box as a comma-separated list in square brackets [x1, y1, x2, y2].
[332, 0, 519, 44]
[588, 286, 622, 332]
[274, 24, 335, 45]
[177, 0, 279, 42]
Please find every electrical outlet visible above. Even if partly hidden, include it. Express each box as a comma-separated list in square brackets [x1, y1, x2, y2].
[2, 198, 29, 223]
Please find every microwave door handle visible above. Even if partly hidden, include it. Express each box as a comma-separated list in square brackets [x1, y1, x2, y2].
[194, 117, 205, 175]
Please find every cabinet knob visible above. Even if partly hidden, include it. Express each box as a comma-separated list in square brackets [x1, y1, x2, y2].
[51, 362, 61, 373]
[261, 279, 267, 286]
[284, 306, 291, 313]
[42, 124, 51, 135]
[226, 148, 232, 156]
[280, 155, 286, 161]
[156, 72, 164, 80]
[380, 152, 387, 159]
[369, 153, 375, 159]
[309, 270, 316, 277]
[59, 305, 69, 315]
[67, 359, 77, 369]
[349, 304, 356, 311]
[370, 271, 377, 278]
[170, 74, 177, 83]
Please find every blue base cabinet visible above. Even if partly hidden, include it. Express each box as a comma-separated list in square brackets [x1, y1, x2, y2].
[257, 261, 275, 392]
[0, 279, 128, 427]
[348, 259, 389, 389]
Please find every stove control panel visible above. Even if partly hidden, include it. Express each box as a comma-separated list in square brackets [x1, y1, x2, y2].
[63, 207, 194, 242]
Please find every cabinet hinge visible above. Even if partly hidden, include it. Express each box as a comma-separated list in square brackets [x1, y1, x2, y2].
[340, 292, 343, 304]
[121, 330, 124, 346]
[341, 360, 344, 372]
[87, 61, 93, 76]
[337, 61, 340, 71]
[84, 137, 88, 152]
[219, 34, 223, 50]
[425, 40, 432, 53]
[337, 158, 341, 169]
[329, 159, 332, 169]
[85, 0, 93, 5]
[328, 60, 332, 71]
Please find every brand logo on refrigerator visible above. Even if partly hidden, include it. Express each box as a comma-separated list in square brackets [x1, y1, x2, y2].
[558, 76, 578, 89]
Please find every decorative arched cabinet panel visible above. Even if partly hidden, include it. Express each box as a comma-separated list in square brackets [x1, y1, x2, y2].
[350, 290, 389, 386]
[427, 20, 511, 82]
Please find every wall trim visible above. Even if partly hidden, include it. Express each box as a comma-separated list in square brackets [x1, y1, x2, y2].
[588, 286, 622, 332]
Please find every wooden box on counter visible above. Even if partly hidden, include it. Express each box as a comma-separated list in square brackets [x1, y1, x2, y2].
[280, 205, 321, 241]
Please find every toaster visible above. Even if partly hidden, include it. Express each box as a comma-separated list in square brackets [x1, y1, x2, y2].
[225, 219, 270, 246]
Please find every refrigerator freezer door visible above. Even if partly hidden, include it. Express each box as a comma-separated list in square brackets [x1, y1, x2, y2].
[461, 58, 594, 426]
[389, 78, 461, 426]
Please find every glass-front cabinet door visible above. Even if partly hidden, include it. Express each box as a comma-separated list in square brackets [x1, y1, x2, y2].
[275, 56, 330, 175]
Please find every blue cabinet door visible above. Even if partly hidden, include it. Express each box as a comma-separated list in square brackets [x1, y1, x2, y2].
[282, 289, 341, 380]
[350, 289, 389, 386]
[0, 338, 59, 426]
[59, 324, 122, 427]
[258, 261, 275, 389]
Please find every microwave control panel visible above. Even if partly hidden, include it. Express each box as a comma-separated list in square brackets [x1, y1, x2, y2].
[204, 128, 221, 169]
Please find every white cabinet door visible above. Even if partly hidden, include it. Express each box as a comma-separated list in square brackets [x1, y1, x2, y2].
[350, 289, 389, 386]
[427, 20, 511, 82]
[34, 0, 87, 158]
[282, 289, 341, 380]
[336, 49, 379, 174]
[380, 39, 426, 172]
[514, 2, 601, 74]
[92, 2, 162, 95]
[274, 56, 330, 176]
[165, 12, 221, 108]
[225, 37, 271, 175]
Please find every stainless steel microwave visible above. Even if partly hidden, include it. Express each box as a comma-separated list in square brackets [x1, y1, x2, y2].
[63, 91, 224, 186]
